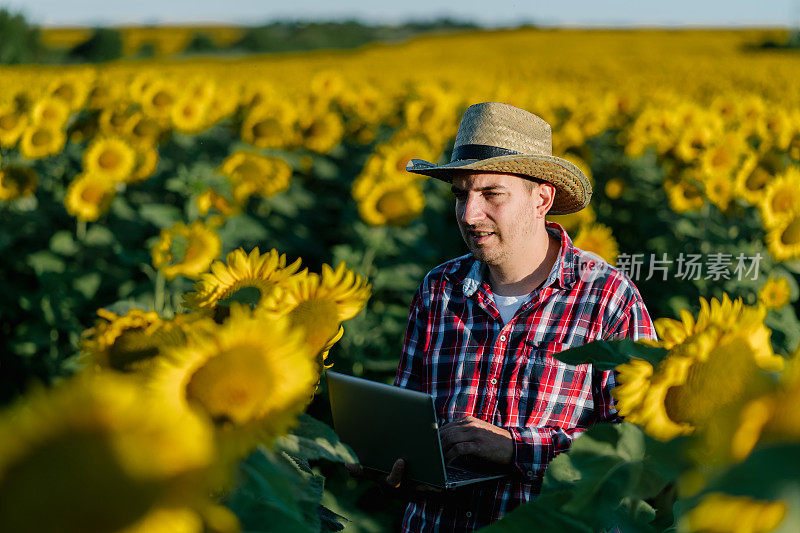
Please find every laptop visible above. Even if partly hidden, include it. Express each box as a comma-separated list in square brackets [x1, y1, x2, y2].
[326, 371, 506, 489]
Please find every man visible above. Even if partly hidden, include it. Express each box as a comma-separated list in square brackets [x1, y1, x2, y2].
[352, 102, 656, 531]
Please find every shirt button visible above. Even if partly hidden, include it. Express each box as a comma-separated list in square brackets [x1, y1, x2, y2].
[466, 511, 472, 518]
[526, 471, 534, 479]
[490, 378, 497, 385]
[500, 335, 506, 341]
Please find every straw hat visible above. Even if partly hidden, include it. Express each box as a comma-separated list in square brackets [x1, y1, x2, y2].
[406, 102, 591, 215]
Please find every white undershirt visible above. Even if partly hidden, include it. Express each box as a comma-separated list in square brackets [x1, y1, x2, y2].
[493, 293, 528, 324]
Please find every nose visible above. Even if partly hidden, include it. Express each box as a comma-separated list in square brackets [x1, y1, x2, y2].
[458, 193, 485, 226]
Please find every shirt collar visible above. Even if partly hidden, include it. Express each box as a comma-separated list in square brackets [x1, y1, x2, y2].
[449, 220, 577, 297]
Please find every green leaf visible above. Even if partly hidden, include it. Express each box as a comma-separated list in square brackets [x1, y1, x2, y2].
[483, 498, 593, 532]
[27, 251, 66, 275]
[49, 230, 80, 256]
[138, 204, 182, 229]
[84, 225, 115, 247]
[217, 214, 268, 246]
[553, 339, 668, 371]
[274, 414, 357, 464]
[74, 272, 102, 299]
[225, 448, 314, 533]
[701, 443, 800, 501]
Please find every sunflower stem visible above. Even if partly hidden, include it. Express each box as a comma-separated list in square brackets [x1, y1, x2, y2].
[154, 270, 165, 314]
[76, 220, 86, 242]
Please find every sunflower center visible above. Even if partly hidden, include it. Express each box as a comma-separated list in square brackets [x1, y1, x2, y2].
[376, 190, 410, 221]
[80, 183, 107, 204]
[395, 152, 413, 173]
[53, 84, 75, 103]
[233, 159, 263, 182]
[253, 119, 281, 139]
[186, 344, 272, 424]
[31, 129, 52, 147]
[0, 113, 19, 130]
[98, 148, 122, 170]
[0, 432, 161, 533]
[710, 149, 731, 169]
[745, 167, 770, 191]
[664, 337, 759, 427]
[290, 297, 341, 355]
[771, 188, 796, 214]
[781, 217, 800, 245]
[107, 328, 161, 372]
[152, 91, 173, 109]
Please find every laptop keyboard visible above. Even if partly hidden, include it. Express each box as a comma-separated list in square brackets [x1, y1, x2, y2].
[446, 466, 488, 482]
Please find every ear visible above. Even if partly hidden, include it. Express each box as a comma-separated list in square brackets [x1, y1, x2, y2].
[533, 182, 556, 218]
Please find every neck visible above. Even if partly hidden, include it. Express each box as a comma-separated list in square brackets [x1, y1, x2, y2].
[488, 225, 560, 296]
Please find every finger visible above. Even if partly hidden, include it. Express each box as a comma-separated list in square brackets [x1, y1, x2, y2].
[444, 441, 475, 464]
[385, 458, 405, 489]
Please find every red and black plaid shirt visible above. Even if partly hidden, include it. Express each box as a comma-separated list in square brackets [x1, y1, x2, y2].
[394, 221, 656, 532]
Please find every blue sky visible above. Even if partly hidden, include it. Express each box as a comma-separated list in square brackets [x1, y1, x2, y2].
[1, 0, 797, 27]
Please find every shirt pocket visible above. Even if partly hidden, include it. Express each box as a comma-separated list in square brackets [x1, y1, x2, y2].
[516, 340, 595, 426]
[426, 345, 480, 419]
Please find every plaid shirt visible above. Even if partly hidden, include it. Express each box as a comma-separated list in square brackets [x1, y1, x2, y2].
[394, 221, 656, 532]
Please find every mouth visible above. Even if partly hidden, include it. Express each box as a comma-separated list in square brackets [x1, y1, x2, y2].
[468, 230, 495, 245]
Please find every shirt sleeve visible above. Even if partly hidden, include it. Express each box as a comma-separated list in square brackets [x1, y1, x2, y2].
[394, 285, 429, 392]
[507, 296, 657, 479]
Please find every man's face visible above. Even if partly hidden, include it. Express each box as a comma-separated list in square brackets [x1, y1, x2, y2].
[451, 172, 551, 266]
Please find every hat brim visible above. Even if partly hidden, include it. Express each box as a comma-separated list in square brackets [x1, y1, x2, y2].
[406, 154, 591, 215]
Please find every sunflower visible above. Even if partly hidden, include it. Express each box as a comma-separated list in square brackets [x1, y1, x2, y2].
[47, 74, 90, 111]
[261, 262, 371, 367]
[0, 373, 214, 533]
[300, 110, 344, 154]
[171, 94, 210, 135]
[130, 142, 160, 182]
[729, 358, 800, 460]
[81, 308, 164, 373]
[604, 177, 626, 199]
[734, 153, 773, 205]
[358, 179, 426, 226]
[183, 247, 303, 312]
[378, 135, 438, 177]
[758, 166, 800, 229]
[196, 188, 240, 218]
[699, 133, 746, 180]
[30, 96, 70, 128]
[572, 223, 619, 265]
[219, 150, 292, 202]
[64, 173, 116, 222]
[18, 124, 66, 159]
[240, 102, 299, 150]
[665, 178, 705, 213]
[613, 295, 783, 442]
[0, 103, 27, 147]
[758, 277, 792, 310]
[702, 172, 734, 212]
[0, 165, 37, 201]
[683, 493, 786, 533]
[148, 305, 317, 459]
[124, 111, 163, 146]
[765, 212, 800, 262]
[151, 221, 222, 281]
[674, 124, 714, 163]
[99, 103, 136, 137]
[82, 136, 137, 182]
[141, 79, 178, 123]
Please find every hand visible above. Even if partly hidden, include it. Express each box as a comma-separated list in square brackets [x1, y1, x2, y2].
[345, 459, 442, 496]
[439, 416, 513, 465]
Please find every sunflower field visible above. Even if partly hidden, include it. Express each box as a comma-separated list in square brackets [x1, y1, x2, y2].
[2, 26, 800, 532]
